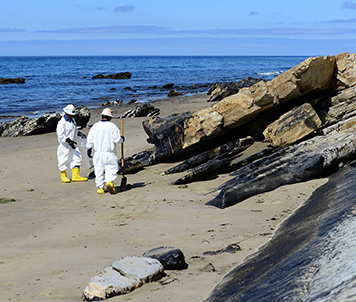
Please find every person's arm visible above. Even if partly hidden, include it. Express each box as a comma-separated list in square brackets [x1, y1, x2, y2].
[56, 119, 67, 144]
[113, 125, 123, 144]
[86, 127, 94, 149]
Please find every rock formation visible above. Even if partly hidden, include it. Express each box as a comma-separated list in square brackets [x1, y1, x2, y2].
[122, 52, 356, 208]
[207, 77, 263, 102]
[126, 54, 337, 168]
[0, 77, 26, 84]
[92, 72, 132, 79]
[121, 104, 160, 118]
[0, 106, 90, 137]
[204, 161, 356, 301]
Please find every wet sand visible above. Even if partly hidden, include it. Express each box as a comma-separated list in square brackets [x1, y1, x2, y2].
[0, 94, 328, 301]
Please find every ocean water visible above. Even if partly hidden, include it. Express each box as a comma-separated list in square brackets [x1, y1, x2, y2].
[0, 55, 308, 123]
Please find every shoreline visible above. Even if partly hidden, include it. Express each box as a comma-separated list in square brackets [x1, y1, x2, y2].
[0, 91, 209, 125]
[0, 93, 328, 301]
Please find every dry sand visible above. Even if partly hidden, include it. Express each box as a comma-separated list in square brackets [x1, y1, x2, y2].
[0, 94, 328, 302]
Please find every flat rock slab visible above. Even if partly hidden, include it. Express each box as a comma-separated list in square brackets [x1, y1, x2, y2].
[82, 256, 164, 301]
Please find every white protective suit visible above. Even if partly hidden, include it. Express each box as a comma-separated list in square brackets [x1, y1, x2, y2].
[86, 120, 123, 189]
[56, 115, 82, 171]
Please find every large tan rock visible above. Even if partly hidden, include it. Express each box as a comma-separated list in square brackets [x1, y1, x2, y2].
[263, 103, 322, 149]
[212, 81, 278, 129]
[206, 55, 335, 131]
[212, 88, 259, 129]
[335, 52, 356, 89]
[182, 106, 223, 149]
[322, 86, 356, 123]
[293, 55, 335, 94]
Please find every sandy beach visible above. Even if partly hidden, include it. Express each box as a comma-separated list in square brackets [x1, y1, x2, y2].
[0, 94, 328, 302]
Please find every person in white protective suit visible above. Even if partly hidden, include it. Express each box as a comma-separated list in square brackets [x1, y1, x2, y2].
[56, 104, 88, 183]
[86, 108, 124, 194]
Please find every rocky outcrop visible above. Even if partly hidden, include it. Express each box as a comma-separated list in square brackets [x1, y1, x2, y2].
[334, 52, 356, 89]
[124, 54, 338, 170]
[207, 77, 263, 102]
[167, 89, 184, 97]
[0, 77, 25, 84]
[74, 106, 91, 128]
[263, 103, 322, 149]
[92, 72, 132, 79]
[0, 106, 90, 137]
[207, 125, 356, 209]
[121, 104, 160, 118]
[164, 136, 254, 175]
[205, 161, 356, 302]
[82, 256, 164, 301]
[167, 136, 254, 185]
[121, 52, 356, 209]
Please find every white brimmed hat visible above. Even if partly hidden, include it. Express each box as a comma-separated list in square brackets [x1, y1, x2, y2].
[101, 108, 113, 117]
[63, 104, 76, 115]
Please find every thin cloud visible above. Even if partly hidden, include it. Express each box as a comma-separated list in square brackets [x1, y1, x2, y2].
[0, 27, 25, 33]
[75, 5, 106, 11]
[326, 18, 356, 23]
[113, 5, 135, 13]
[36, 25, 170, 34]
[34, 25, 356, 36]
[340, 1, 356, 9]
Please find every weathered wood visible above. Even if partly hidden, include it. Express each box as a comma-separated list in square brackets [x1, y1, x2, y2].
[207, 124, 356, 208]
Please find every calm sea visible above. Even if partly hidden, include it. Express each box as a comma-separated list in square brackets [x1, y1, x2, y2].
[0, 56, 308, 123]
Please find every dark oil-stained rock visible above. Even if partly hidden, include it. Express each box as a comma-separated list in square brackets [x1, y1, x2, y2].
[207, 77, 263, 102]
[91, 72, 132, 79]
[143, 246, 187, 270]
[0, 106, 90, 137]
[164, 136, 254, 175]
[207, 124, 356, 209]
[121, 104, 160, 118]
[170, 137, 254, 185]
[171, 156, 231, 185]
[204, 162, 356, 302]
[0, 77, 25, 84]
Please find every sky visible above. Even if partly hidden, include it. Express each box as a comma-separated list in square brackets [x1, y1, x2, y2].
[1, 0, 356, 56]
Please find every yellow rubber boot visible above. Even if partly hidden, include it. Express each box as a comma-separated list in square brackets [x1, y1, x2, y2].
[97, 188, 105, 194]
[61, 170, 71, 183]
[106, 181, 117, 194]
[72, 168, 88, 182]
